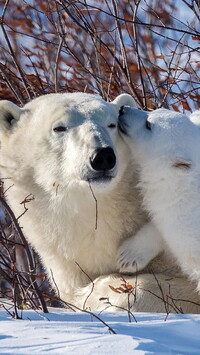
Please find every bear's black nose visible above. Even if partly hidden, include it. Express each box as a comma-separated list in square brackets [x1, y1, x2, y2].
[90, 147, 116, 171]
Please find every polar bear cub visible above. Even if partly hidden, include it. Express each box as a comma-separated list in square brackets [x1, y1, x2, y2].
[118, 106, 200, 291]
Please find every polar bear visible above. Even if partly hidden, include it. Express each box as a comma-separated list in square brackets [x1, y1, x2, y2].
[0, 93, 200, 313]
[0, 92, 146, 302]
[118, 106, 200, 292]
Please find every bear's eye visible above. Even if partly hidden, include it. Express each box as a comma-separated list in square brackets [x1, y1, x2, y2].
[146, 120, 151, 131]
[172, 160, 192, 170]
[108, 123, 116, 129]
[53, 126, 67, 133]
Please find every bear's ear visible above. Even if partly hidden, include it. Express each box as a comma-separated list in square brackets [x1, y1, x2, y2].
[0, 100, 22, 133]
[111, 94, 137, 108]
[190, 110, 200, 127]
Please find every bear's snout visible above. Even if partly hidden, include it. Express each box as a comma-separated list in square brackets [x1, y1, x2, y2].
[90, 147, 116, 171]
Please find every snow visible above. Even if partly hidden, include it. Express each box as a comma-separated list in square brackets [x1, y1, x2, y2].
[0, 307, 200, 354]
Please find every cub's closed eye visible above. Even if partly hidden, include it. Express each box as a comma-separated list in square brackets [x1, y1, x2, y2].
[108, 123, 116, 128]
[146, 120, 151, 131]
[53, 126, 67, 132]
[172, 160, 192, 170]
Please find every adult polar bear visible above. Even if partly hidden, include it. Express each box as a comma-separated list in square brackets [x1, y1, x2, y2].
[0, 93, 199, 313]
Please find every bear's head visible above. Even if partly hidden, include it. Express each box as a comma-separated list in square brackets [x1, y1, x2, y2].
[0, 93, 136, 196]
[118, 106, 200, 178]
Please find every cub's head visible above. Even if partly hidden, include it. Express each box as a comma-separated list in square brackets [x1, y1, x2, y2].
[118, 106, 200, 176]
[0, 93, 136, 195]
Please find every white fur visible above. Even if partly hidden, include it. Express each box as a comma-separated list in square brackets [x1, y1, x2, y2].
[119, 106, 200, 292]
[1, 94, 200, 313]
[190, 110, 200, 126]
[0, 93, 146, 303]
[118, 222, 165, 273]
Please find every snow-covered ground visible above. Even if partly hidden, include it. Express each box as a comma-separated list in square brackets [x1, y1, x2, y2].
[0, 307, 200, 354]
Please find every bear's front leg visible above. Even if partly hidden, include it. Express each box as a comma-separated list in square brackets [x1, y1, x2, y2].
[118, 222, 164, 273]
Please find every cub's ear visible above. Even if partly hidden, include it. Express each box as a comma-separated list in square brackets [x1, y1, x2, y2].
[111, 94, 137, 108]
[190, 110, 200, 127]
[0, 100, 22, 133]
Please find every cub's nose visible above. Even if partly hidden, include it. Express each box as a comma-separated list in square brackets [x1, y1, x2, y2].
[90, 147, 116, 171]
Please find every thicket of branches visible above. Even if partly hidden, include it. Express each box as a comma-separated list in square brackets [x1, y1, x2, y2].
[0, 0, 200, 315]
